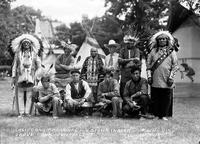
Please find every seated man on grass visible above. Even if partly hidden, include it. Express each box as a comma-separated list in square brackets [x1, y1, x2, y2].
[96, 70, 122, 118]
[34, 76, 61, 119]
[123, 66, 149, 118]
[64, 69, 92, 116]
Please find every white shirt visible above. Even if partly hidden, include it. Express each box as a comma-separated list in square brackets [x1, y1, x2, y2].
[104, 53, 119, 70]
[65, 80, 91, 100]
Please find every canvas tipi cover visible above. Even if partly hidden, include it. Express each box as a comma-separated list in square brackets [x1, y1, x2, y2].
[35, 19, 55, 49]
[74, 36, 106, 68]
[35, 19, 54, 40]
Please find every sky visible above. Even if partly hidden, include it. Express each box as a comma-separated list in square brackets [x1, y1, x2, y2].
[11, 0, 108, 26]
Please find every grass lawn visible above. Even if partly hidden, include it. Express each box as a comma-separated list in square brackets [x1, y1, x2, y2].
[0, 78, 200, 144]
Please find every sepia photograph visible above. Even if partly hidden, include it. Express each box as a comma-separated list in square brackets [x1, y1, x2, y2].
[0, 0, 200, 143]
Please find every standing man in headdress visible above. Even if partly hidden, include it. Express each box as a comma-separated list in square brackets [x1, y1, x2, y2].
[118, 35, 140, 97]
[104, 40, 120, 81]
[81, 47, 104, 103]
[146, 31, 179, 120]
[11, 34, 41, 116]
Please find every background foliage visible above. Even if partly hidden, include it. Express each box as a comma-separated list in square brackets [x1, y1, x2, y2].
[0, 0, 182, 62]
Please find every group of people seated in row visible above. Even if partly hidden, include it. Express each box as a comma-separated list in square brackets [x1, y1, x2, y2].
[33, 66, 148, 119]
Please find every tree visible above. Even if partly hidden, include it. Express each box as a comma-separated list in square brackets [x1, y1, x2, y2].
[67, 15, 123, 54]
[89, 15, 123, 54]
[105, 0, 170, 33]
[104, 0, 170, 55]
[179, 0, 200, 12]
[70, 22, 86, 47]
[10, 5, 43, 36]
[0, 0, 15, 61]
[55, 24, 70, 41]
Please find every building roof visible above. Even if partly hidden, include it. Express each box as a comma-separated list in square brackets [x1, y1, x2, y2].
[167, 1, 193, 33]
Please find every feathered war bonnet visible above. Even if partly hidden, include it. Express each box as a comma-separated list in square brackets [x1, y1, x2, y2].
[123, 34, 139, 44]
[35, 63, 55, 82]
[11, 34, 40, 54]
[149, 30, 175, 51]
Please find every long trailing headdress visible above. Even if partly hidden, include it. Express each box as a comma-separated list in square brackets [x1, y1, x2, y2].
[11, 34, 41, 54]
[33, 34, 44, 57]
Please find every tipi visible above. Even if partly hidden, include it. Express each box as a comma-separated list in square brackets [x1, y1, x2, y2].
[35, 19, 54, 41]
[168, 1, 200, 83]
[74, 36, 106, 68]
[35, 19, 65, 56]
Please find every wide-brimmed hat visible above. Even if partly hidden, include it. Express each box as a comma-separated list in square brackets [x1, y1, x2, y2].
[104, 40, 119, 48]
